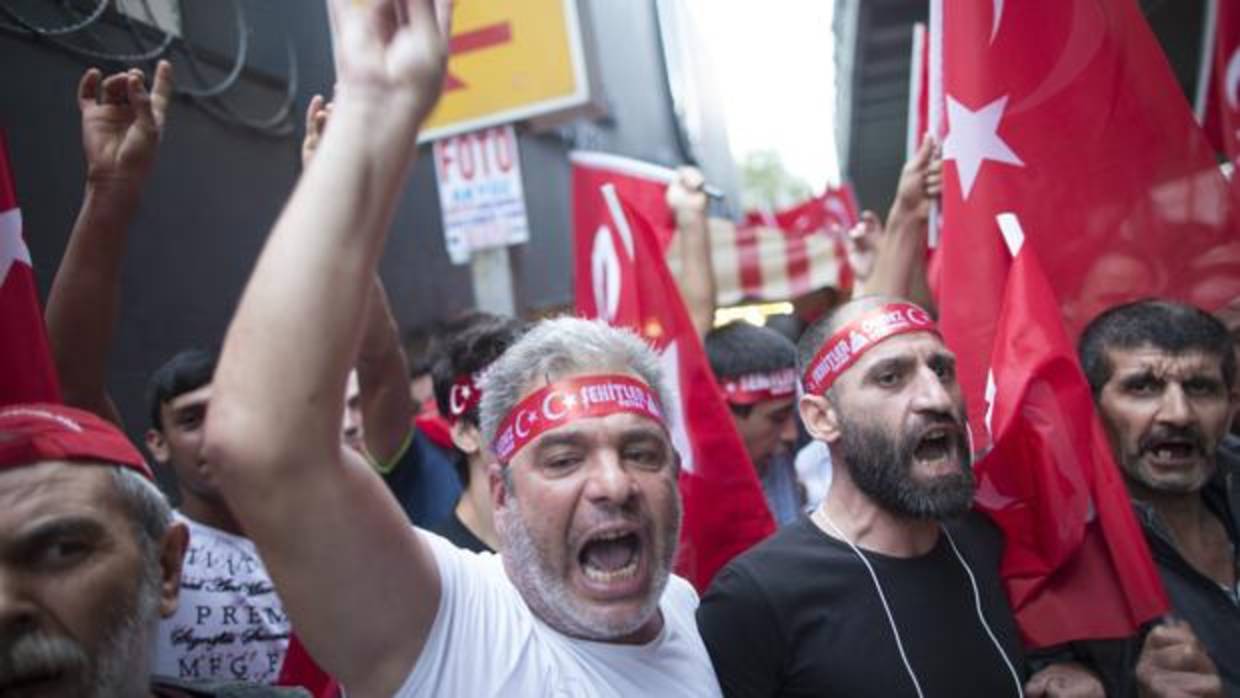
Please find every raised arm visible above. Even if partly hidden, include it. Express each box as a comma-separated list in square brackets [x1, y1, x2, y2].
[851, 136, 940, 308]
[203, 2, 451, 696]
[358, 275, 417, 466]
[45, 62, 172, 423]
[302, 95, 415, 467]
[666, 166, 716, 339]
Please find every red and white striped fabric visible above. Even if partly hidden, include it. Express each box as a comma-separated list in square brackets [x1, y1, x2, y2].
[572, 150, 856, 307]
[669, 188, 858, 306]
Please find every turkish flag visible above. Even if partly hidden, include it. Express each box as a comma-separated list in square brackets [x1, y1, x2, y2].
[0, 129, 61, 405]
[572, 171, 775, 592]
[570, 151, 677, 250]
[932, 0, 1240, 452]
[980, 214, 1166, 648]
[1197, 0, 1240, 159]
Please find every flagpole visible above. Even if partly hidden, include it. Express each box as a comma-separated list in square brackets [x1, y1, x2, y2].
[927, 0, 943, 249]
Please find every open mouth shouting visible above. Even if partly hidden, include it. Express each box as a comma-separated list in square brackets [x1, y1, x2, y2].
[910, 423, 963, 475]
[1140, 431, 1203, 468]
[0, 668, 74, 698]
[575, 525, 650, 598]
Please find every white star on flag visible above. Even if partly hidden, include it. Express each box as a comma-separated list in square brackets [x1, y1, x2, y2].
[943, 95, 1025, 199]
[0, 207, 31, 285]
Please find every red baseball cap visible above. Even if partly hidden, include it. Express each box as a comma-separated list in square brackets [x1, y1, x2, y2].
[0, 403, 154, 481]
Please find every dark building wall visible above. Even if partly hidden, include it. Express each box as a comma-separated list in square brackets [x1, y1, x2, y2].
[0, 1, 726, 463]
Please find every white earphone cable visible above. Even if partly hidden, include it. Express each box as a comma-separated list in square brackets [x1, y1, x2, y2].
[818, 509, 1024, 698]
[819, 509, 926, 698]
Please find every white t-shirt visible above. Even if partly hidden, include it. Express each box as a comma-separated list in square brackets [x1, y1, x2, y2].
[396, 531, 723, 697]
[151, 513, 290, 683]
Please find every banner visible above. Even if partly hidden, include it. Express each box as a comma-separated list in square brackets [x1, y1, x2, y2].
[570, 151, 855, 306]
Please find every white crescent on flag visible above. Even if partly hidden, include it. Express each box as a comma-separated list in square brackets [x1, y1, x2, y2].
[0, 207, 31, 285]
[1226, 45, 1240, 111]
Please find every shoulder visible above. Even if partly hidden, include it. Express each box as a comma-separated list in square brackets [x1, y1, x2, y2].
[700, 517, 828, 614]
[945, 509, 1005, 565]
[718, 515, 836, 578]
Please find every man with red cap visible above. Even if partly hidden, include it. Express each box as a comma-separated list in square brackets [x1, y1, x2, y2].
[0, 403, 306, 697]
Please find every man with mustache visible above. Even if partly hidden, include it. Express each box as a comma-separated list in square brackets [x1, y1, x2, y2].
[200, 1, 719, 695]
[696, 295, 1105, 697]
[1080, 299, 1239, 696]
[0, 403, 306, 697]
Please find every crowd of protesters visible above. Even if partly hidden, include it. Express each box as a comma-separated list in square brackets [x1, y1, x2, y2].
[1, 1, 1237, 697]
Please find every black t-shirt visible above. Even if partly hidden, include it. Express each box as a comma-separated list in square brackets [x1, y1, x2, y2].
[697, 512, 1026, 698]
[431, 510, 493, 553]
[378, 429, 461, 527]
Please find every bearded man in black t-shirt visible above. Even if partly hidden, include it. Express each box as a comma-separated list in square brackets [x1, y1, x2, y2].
[696, 296, 1107, 698]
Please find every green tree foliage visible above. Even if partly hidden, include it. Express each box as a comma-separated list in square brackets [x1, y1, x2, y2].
[739, 150, 813, 212]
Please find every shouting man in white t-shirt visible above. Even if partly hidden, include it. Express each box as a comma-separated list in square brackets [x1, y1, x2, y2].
[200, 1, 720, 696]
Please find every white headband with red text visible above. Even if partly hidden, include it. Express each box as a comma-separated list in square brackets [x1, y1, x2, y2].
[491, 374, 667, 463]
[802, 302, 938, 395]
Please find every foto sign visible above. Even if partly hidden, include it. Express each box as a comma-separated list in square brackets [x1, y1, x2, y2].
[433, 125, 530, 264]
[419, 0, 590, 142]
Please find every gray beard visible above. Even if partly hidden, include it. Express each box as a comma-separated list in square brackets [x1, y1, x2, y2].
[496, 499, 678, 642]
[836, 413, 976, 520]
[0, 553, 160, 698]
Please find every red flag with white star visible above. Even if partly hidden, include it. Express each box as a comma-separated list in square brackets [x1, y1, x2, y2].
[572, 169, 775, 592]
[930, 0, 1232, 647]
[0, 129, 61, 405]
[932, 0, 1240, 453]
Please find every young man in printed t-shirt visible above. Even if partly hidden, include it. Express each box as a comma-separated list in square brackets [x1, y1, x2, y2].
[144, 350, 291, 684]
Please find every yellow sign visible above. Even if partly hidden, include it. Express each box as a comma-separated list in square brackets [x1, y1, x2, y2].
[419, 0, 590, 141]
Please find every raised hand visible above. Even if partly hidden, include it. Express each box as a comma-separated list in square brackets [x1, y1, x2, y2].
[77, 60, 172, 186]
[893, 135, 941, 218]
[327, 0, 452, 124]
[842, 209, 883, 286]
[666, 166, 709, 222]
[301, 94, 333, 168]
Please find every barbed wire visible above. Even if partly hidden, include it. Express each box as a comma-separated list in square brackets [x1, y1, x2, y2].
[2, 0, 298, 137]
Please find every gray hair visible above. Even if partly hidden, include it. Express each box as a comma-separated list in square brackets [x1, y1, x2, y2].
[479, 317, 672, 449]
[108, 467, 173, 559]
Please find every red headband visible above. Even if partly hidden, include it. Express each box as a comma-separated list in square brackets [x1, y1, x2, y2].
[491, 374, 667, 463]
[720, 368, 798, 406]
[802, 302, 938, 395]
[446, 372, 484, 424]
[0, 403, 154, 481]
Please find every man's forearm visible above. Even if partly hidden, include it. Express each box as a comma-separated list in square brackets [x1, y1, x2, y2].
[357, 276, 416, 466]
[45, 180, 142, 422]
[865, 203, 930, 305]
[676, 211, 717, 340]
